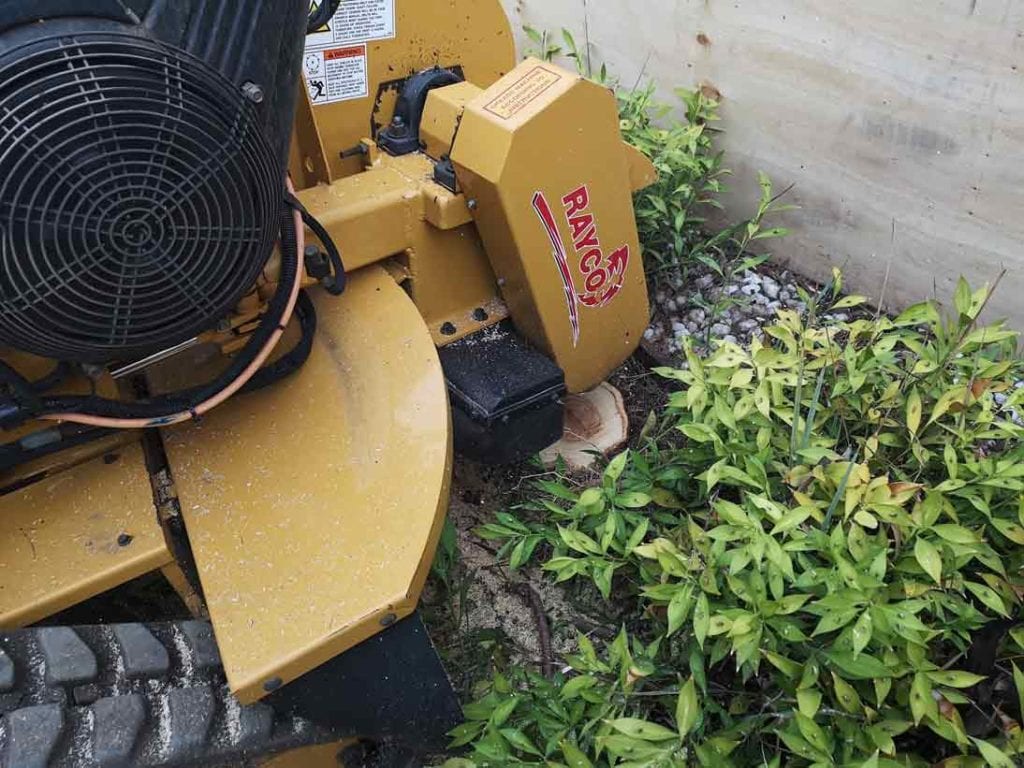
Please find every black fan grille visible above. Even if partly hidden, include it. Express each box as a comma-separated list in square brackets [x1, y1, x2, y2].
[0, 34, 281, 363]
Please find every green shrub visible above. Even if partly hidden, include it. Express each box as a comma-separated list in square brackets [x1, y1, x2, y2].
[450, 277, 1024, 766]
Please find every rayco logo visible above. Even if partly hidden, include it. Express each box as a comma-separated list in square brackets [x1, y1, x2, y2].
[532, 184, 631, 347]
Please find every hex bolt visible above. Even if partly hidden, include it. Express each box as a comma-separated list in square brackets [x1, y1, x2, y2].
[379, 613, 397, 627]
[467, 199, 478, 210]
[117, 533, 133, 547]
[241, 81, 265, 103]
[263, 677, 283, 692]
[472, 307, 488, 322]
[440, 322, 457, 336]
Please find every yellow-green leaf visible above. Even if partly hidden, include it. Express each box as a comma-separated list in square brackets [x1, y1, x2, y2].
[831, 672, 863, 714]
[1013, 663, 1024, 729]
[991, 518, 1024, 545]
[500, 728, 542, 756]
[910, 672, 936, 725]
[608, 718, 677, 742]
[932, 524, 981, 544]
[851, 610, 873, 657]
[797, 688, 822, 718]
[971, 738, 1015, 768]
[914, 538, 942, 584]
[925, 670, 986, 688]
[794, 711, 830, 753]
[832, 294, 868, 309]
[561, 740, 594, 768]
[605, 451, 629, 484]
[694, 592, 710, 648]
[676, 677, 699, 737]
[907, 388, 922, 436]
[965, 580, 1009, 617]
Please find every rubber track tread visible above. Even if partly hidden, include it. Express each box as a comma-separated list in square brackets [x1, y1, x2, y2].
[0, 622, 328, 767]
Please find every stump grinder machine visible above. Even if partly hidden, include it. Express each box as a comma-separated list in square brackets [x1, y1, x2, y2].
[0, 0, 654, 764]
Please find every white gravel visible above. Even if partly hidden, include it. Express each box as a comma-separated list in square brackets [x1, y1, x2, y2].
[644, 264, 811, 359]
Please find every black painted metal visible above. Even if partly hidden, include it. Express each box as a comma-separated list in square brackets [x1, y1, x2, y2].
[267, 612, 462, 758]
[0, 1, 308, 362]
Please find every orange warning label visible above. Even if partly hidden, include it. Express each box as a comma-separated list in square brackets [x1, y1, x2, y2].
[484, 66, 562, 120]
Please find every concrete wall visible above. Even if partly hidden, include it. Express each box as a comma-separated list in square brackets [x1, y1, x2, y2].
[499, 0, 1024, 322]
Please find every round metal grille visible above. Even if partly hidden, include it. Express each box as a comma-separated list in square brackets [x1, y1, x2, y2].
[0, 34, 281, 363]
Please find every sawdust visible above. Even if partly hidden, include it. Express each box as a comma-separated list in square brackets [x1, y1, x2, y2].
[425, 461, 608, 685]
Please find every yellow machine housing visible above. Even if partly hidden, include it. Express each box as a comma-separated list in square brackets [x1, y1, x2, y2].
[0, 0, 655, 763]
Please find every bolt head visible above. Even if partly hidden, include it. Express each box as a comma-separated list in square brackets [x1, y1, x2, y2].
[242, 81, 265, 103]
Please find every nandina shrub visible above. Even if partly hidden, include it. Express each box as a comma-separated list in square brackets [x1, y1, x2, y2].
[450, 277, 1024, 767]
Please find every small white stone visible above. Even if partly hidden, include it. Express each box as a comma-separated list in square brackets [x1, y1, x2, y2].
[741, 284, 760, 297]
[723, 334, 738, 344]
[710, 322, 730, 337]
[762, 277, 780, 299]
[643, 327, 657, 341]
[738, 319, 760, 332]
[688, 308, 706, 323]
[725, 284, 741, 296]
[696, 274, 715, 290]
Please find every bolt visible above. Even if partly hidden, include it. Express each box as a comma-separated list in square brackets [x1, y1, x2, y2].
[241, 81, 265, 103]
[440, 322, 457, 336]
[117, 533, 133, 547]
[391, 115, 405, 127]
[263, 677, 283, 692]
[467, 199, 478, 210]
[472, 307, 488, 322]
[103, 453, 120, 465]
[379, 613, 397, 627]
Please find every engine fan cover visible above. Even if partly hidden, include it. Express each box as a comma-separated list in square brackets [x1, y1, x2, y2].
[0, 33, 281, 363]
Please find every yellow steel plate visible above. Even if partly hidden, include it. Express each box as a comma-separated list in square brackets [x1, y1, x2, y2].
[163, 266, 451, 704]
[0, 443, 171, 627]
[452, 59, 651, 393]
[300, 0, 515, 181]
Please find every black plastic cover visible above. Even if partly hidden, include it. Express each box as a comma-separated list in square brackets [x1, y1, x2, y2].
[440, 323, 566, 464]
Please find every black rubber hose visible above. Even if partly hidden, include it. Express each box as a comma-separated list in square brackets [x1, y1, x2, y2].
[35, 204, 300, 420]
[0, 424, 114, 474]
[241, 289, 317, 394]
